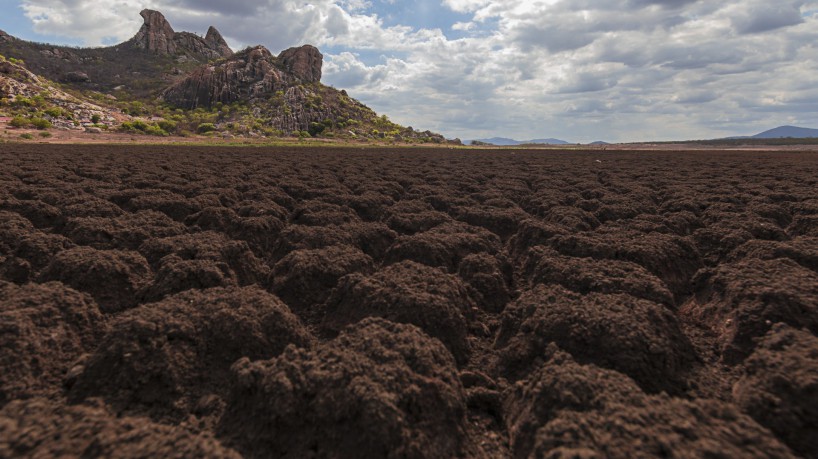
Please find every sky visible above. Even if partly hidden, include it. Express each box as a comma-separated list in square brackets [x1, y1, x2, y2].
[2, 0, 818, 142]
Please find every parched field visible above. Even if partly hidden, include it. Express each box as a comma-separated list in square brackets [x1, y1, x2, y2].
[1, 144, 817, 458]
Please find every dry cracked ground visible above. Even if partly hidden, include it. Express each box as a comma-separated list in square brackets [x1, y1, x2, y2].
[1, 144, 817, 458]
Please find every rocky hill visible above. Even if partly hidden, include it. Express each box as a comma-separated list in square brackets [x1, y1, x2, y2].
[0, 55, 122, 130]
[0, 10, 450, 142]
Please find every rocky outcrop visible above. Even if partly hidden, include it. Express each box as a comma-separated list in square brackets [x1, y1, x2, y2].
[61, 71, 90, 83]
[162, 44, 323, 110]
[175, 32, 231, 61]
[206, 27, 233, 58]
[162, 46, 286, 109]
[132, 9, 177, 54]
[278, 45, 323, 83]
[129, 9, 232, 59]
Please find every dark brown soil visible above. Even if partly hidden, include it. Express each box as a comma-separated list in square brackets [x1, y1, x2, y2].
[1, 144, 817, 458]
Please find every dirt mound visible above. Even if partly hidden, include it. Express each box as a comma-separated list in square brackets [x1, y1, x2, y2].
[271, 245, 374, 320]
[385, 200, 453, 234]
[0, 398, 240, 458]
[728, 236, 818, 272]
[789, 214, 818, 236]
[275, 222, 397, 261]
[457, 253, 514, 313]
[454, 204, 528, 239]
[549, 230, 702, 297]
[289, 199, 361, 226]
[186, 206, 285, 254]
[505, 352, 795, 459]
[733, 324, 818, 458]
[139, 231, 269, 300]
[0, 210, 74, 283]
[68, 287, 312, 421]
[0, 196, 65, 229]
[520, 245, 675, 308]
[384, 221, 501, 272]
[218, 318, 467, 458]
[38, 246, 153, 313]
[65, 210, 187, 250]
[507, 218, 568, 258]
[322, 260, 476, 364]
[496, 284, 695, 392]
[686, 258, 818, 362]
[0, 281, 105, 406]
[112, 188, 204, 221]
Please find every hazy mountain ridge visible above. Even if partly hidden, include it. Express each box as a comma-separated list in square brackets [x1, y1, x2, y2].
[470, 137, 571, 146]
[725, 125, 818, 140]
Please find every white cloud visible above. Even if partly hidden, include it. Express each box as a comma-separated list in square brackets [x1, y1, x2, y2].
[13, 0, 818, 141]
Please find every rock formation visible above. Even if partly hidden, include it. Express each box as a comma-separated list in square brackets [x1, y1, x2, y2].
[162, 44, 322, 109]
[129, 9, 232, 59]
[206, 26, 233, 58]
[278, 45, 323, 83]
[162, 46, 282, 109]
[131, 9, 177, 54]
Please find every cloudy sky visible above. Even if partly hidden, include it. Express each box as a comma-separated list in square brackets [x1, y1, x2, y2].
[3, 0, 818, 142]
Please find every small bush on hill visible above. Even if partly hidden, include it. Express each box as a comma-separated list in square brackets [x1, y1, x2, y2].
[31, 118, 51, 130]
[197, 123, 216, 133]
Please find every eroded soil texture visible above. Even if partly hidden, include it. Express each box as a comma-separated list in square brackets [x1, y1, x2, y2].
[1, 144, 817, 458]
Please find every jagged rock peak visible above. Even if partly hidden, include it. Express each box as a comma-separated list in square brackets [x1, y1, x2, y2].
[132, 9, 176, 54]
[278, 45, 323, 83]
[205, 26, 233, 57]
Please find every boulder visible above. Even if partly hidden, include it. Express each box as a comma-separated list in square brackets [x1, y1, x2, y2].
[278, 45, 323, 83]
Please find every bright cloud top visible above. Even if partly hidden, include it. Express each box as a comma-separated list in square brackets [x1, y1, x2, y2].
[9, 0, 818, 142]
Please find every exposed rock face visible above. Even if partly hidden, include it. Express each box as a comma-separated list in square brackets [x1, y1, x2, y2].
[206, 26, 234, 58]
[163, 46, 286, 109]
[175, 32, 230, 61]
[61, 71, 90, 83]
[278, 45, 323, 83]
[132, 9, 177, 54]
[163, 44, 323, 109]
[130, 9, 232, 59]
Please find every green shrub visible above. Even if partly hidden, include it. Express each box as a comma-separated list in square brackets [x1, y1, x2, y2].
[19, 133, 33, 140]
[143, 125, 168, 136]
[157, 120, 177, 133]
[30, 118, 51, 130]
[44, 107, 64, 118]
[9, 116, 27, 128]
[39, 131, 52, 138]
[197, 123, 216, 133]
[13, 97, 33, 107]
[308, 122, 325, 137]
[119, 120, 149, 132]
[91, 114, 101, 124]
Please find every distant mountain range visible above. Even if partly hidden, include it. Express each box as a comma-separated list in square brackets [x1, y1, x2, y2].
[470, 137, 571, 146]
[728, 125, 818, 139]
